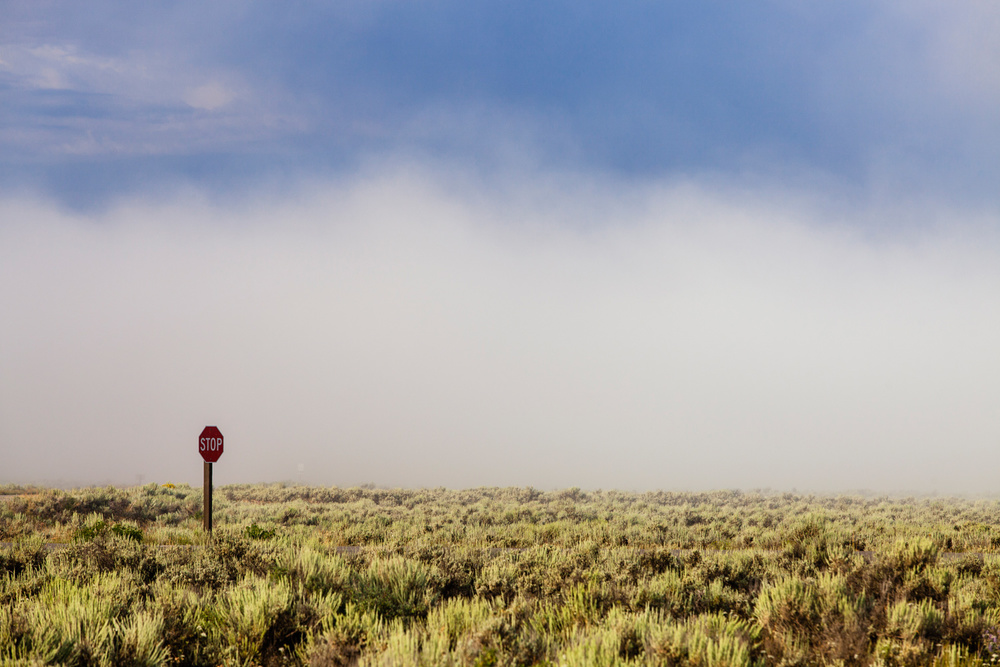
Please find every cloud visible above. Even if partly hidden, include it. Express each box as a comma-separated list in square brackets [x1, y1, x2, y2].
[183, 82, 235, 111]
[0, 38, 286, 169]
[2, 168, 998, 491]
[1, 43, 127, 93]
[890, 0, 1000, 107]
[4, 2, 1000, 491]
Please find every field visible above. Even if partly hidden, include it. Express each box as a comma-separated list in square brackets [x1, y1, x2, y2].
[4, 484, 1000, 666]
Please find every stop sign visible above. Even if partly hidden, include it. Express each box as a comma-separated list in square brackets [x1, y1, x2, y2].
[199, 426, 224, 463]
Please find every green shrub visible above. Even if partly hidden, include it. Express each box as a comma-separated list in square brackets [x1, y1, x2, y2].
[74, 518, 107, 542]
[0, 538, 47, 577]
[110, 522, 144, 543]
[646, 612, 761, 667]
[208, 533, 277, 581]
[53, 534, 161, 584]
[12, 573, 167, 666]
[355, 556, 440, 621]
[245, 523, 276, 540]
[887, 599, 945, 643]
[278, 546, 350, 597]
[210, 575, 297, 667]
[891, 538, 940, 574]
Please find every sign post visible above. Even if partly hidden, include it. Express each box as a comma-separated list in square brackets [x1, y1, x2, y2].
[199, 426, 224, 534]
[204, 459, 212, 533]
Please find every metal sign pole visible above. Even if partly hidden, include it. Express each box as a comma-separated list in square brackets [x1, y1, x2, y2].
[204, 461, 213, 534]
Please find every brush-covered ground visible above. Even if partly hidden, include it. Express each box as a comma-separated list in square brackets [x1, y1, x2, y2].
[3, 483, 1000, 666]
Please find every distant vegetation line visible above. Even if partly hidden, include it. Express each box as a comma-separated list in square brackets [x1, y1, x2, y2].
[4, 482, 1000, 552]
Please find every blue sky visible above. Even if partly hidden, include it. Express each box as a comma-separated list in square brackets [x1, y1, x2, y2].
[4, 1, 1000, 208]
[2, 2, 1000, 491]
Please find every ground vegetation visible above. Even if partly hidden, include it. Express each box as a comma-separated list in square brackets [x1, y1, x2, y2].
[3, 484, 1000, 665]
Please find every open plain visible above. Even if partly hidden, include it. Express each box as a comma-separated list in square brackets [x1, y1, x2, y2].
[4, 484, 1000, 665]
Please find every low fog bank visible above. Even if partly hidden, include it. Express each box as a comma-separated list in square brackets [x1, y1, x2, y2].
[2, 169, 999, 493]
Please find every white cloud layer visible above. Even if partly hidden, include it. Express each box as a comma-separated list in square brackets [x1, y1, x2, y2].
[2, 168, 999, 492]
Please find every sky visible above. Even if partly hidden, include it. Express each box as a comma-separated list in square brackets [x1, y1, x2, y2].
[2, 1, 1000, 492]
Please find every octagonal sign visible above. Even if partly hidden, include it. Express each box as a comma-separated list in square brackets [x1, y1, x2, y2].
[199, 426, 224, 463]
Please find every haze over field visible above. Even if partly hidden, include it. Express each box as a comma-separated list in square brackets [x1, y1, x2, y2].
[2, 2, 1000, 492]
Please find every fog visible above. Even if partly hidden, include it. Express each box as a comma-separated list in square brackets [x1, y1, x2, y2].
[3, 167, 999, 493]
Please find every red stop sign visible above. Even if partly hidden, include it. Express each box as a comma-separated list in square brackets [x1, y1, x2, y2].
[199, 426, 224, 463]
